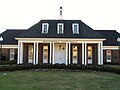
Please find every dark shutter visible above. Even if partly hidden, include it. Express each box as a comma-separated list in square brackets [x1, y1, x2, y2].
[78, 45, 80, 64]
[70, 44, 72, 64]
[41, 45, 43, 63]
[111, 50, 114, 63]
[103, 50, 106, 63]
[48, 45, 50, 64]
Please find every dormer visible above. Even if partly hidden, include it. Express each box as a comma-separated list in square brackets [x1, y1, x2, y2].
[72, 23, 79, 34]
[42, 23, 49, 34]
[57, 23, 64, 34]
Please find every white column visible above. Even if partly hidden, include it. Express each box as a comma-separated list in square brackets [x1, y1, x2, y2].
[101, 42, 103, 65]
[33, 42, 36, 64]
[98, 43, 101, 65]
[20, 42, 23, 64]
[17, 41, 20, 64]
[36, 42, 38, 64]
[68, 42, 71, 64]
[82, 43, 85, 65]
[53, 42, 55, 64]
[66, 42, 68, 65]
[84, 43, 87, 65]
[50, 42, 52, 63]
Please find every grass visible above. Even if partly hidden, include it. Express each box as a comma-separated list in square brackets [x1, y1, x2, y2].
[0, 70, 120, 90]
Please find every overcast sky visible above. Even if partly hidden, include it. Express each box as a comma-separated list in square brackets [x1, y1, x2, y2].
[0, 0, 120, 33]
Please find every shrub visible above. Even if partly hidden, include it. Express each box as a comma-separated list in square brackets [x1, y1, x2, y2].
[54, 63, 61, 69]
[66, 64, 74, 69]
[24, 64, 33, 70]
[0, 66, 3, 71]
[9, 60, 17, 65]
[1, 60, 9, 65]
[9, 65, 16, 71]
[33, 64, 40, 69]
[61, 64, 67, 69]
[114, 67, 120, 74]
[74, 64, 81, 70]
[3, 65, 9, 71]
[16, 64, 24, 70]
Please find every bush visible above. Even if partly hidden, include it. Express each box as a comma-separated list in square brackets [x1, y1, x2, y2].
[16, 64, 24, 70]
[74, 64, 81, 70]
[54, 63, 61, 69]
[61, 64, 67, 69]
[9, 60, 17, 65]
[9, 65, 16, 71]
[33, 64, 40, 69]
[1, 60, 9, 65]
[3, 65, 9, 71]
[66, 64, 73, 69]
[24, 64, 33, 70]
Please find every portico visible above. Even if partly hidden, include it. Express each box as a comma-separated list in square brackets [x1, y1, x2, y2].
[16, 38, 104, 65]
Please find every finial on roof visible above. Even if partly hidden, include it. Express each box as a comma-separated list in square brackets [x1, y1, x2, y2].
[59, 6, 63, 19]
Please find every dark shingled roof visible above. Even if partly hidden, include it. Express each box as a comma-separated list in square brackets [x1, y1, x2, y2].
[16, 20, 104, 39]
[96, 30, 120, 46]
[0, 29, 26, 45]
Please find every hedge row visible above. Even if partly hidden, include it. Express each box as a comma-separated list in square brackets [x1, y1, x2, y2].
[0, 64, 120, 74]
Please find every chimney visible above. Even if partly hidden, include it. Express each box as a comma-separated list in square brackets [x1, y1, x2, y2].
[59, 6, 63, 19]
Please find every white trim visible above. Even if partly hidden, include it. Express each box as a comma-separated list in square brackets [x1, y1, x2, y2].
[57, 23, 64, 34]
[50, 42, 52, 63]
[42, 23, 49, 34]
[20, 42, 23, 64]
[33, 43, 36, 64]
[15, 38, 106, 42]
[72, 23, 79, 34]
[98, 43, 101, 65]
[36, 42, 38, 64]
[53, 42, 55, 64]
[2, 45, 18, 48]
[82, 43, 84, 64]
[68, 42, 71, 64]
[101, 42, 103, 65]
[17, 42, 20, 64]
[103, 46, 118, 50]
[84, 43, 87, 65]
[66, 42, 68, 65]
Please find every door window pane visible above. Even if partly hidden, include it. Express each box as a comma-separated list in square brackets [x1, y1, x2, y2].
[88, 46, 92, 64]
[28, 45, 34, 63]
[72, 46, 78, 64]
[43, 46, 48, 63]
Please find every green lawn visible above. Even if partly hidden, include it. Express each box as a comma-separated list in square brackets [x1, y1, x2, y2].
[0, 70, 120, 90]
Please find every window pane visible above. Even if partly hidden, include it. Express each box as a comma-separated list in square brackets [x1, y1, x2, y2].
[74, 25, 77, 33]
[43, 46, 48, 63]
[106, 50, 111, 62]
[72, 46, 78, 64]
[10, 49, 15, 60]
[28, 45, 34, 63]
[44, 25, 47, 33]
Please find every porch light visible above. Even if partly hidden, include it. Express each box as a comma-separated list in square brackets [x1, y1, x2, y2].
[0, 36, 3, 65]
[117, 37, 120, 66]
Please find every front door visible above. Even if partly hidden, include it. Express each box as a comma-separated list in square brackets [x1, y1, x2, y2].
[87, 46, 93, 64]
[54, 44, 66, 64]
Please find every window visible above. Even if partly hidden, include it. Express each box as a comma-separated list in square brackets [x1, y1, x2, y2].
[10, 49, 15, 60]
[28, 45, 34, 63]
[43, 46, 48, 63]
[72, 23, 79, 34]
[106, 50, 111, 62]
[57, 23, 64, 34]
[42, 23, 49, 34]
[72, 46, 78, 64]
[88, 46, 93, 64]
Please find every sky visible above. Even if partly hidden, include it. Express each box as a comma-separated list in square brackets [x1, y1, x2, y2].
[0, 0, 120, 33]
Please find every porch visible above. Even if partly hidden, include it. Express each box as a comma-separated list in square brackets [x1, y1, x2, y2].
[17, 39, 103, 65]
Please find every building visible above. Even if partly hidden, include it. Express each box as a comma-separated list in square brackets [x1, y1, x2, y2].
[0, 19, 120, 65]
